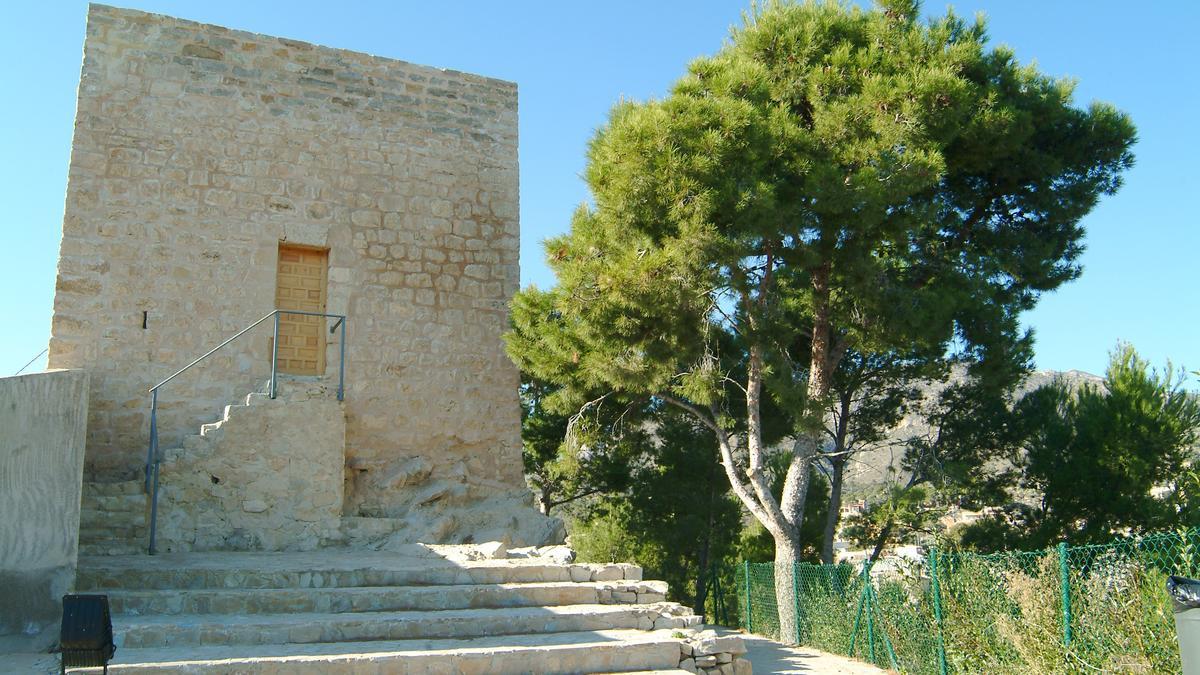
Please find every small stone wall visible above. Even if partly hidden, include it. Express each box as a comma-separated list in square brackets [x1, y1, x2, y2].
[156, 381, 345, 552]
[0, 369, 89, 646]
[679, 631, 752, 674]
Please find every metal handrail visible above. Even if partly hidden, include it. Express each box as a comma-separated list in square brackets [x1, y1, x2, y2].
[14, 347, 48, 375]
[144, 308, 348, 554]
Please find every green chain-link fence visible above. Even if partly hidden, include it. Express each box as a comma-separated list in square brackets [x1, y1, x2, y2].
[735, 527, 1200, 673]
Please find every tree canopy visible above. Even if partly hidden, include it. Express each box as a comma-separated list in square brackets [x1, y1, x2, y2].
[961, 345, 1200, 549]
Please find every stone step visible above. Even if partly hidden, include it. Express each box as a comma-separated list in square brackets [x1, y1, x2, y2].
[71, 629, 687, 674]
[81, 510, 147, 526]
[82, 485, 146, 502]
[81, 494, 147, 514]
[79, 525, 148, 542]
[199, 420, 224, 437]
[78, 552, 642, 591]
[79, 519, 147, 535]
[115, 604, 696, 649]
[84, 480, 146, 497]
[338, 515, 410, 541]
[105, 580, 669, 616]
[221, 403, 250, 420]
[79, 540, 148, 556]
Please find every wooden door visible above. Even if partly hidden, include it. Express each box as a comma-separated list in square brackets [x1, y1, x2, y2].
[274, 245, 328, 375]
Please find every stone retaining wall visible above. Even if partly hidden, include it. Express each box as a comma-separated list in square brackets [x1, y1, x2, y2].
[157, 382, 345, 552]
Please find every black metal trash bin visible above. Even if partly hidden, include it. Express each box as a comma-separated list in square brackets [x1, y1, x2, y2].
[60, 594, 115, 674]
[1168, 576, 1200, 675]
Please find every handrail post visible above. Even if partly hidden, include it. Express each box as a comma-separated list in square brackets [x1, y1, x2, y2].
[270, 311, 280, 399]
[338, 316, 346, 402]
[144, 389, 158, 496]
[146, 388, 160, 555]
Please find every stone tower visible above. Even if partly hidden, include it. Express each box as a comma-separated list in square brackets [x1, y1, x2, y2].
[50, 4, 560, 550]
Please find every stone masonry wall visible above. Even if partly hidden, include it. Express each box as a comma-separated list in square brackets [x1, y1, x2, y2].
[49, 5, 552, 542]
[157, 380, 345, 552]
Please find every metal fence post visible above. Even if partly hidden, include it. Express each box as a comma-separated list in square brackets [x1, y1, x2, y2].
[1059, 541, 1072, 648]
[744, 560, 753, 634]
[708, 565, 725, 625]
[866, 582, 875, 664]
[929, 547, 949, 675]
[793, 561, 802, 645]
[849, 561, 871, 658]
[871, 582, 900, 672]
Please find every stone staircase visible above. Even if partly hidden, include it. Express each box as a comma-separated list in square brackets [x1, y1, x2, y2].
[77, 386, 282, 557]
[79, 478, 149, 556]
[78, 379, 344, 556]
[70, 549, 751, 673]
[71, 382, 753, 672]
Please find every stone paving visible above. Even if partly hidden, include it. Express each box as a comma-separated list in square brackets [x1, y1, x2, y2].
[7, 625, 887, 674]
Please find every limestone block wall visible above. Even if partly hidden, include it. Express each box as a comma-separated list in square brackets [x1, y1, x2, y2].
[0, 369, 89, 644]
[48, 5, 548, 541]
[157, 381, 345, 552]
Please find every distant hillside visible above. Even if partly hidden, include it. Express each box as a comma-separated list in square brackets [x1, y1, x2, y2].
[840, 369, 1105, 498]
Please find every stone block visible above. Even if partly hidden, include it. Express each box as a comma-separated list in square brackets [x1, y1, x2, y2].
[593, 566, 625, 582]
[692, 634, 748, 657]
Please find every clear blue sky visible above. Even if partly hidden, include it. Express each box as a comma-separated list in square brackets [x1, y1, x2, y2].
[2, 1, 1196, 378]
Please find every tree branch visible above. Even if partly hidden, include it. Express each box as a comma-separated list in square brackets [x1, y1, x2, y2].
[547, 486, 608, 510]
[659, 394, 721, 436]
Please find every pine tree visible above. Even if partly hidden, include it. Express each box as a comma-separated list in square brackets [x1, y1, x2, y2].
[508, 0, 1135, 635]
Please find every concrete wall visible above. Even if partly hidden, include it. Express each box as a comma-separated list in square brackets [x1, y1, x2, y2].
[0, 369, 89, 642]
[49, 6, 555, 543]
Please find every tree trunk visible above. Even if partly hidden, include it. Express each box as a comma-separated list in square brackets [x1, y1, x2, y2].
[774, 533, 804, 645]
[537, 482, 553, 515]
[821, 457, 846, 564]
[772, 260, 839, 643]
[868, 520, 895, 563]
